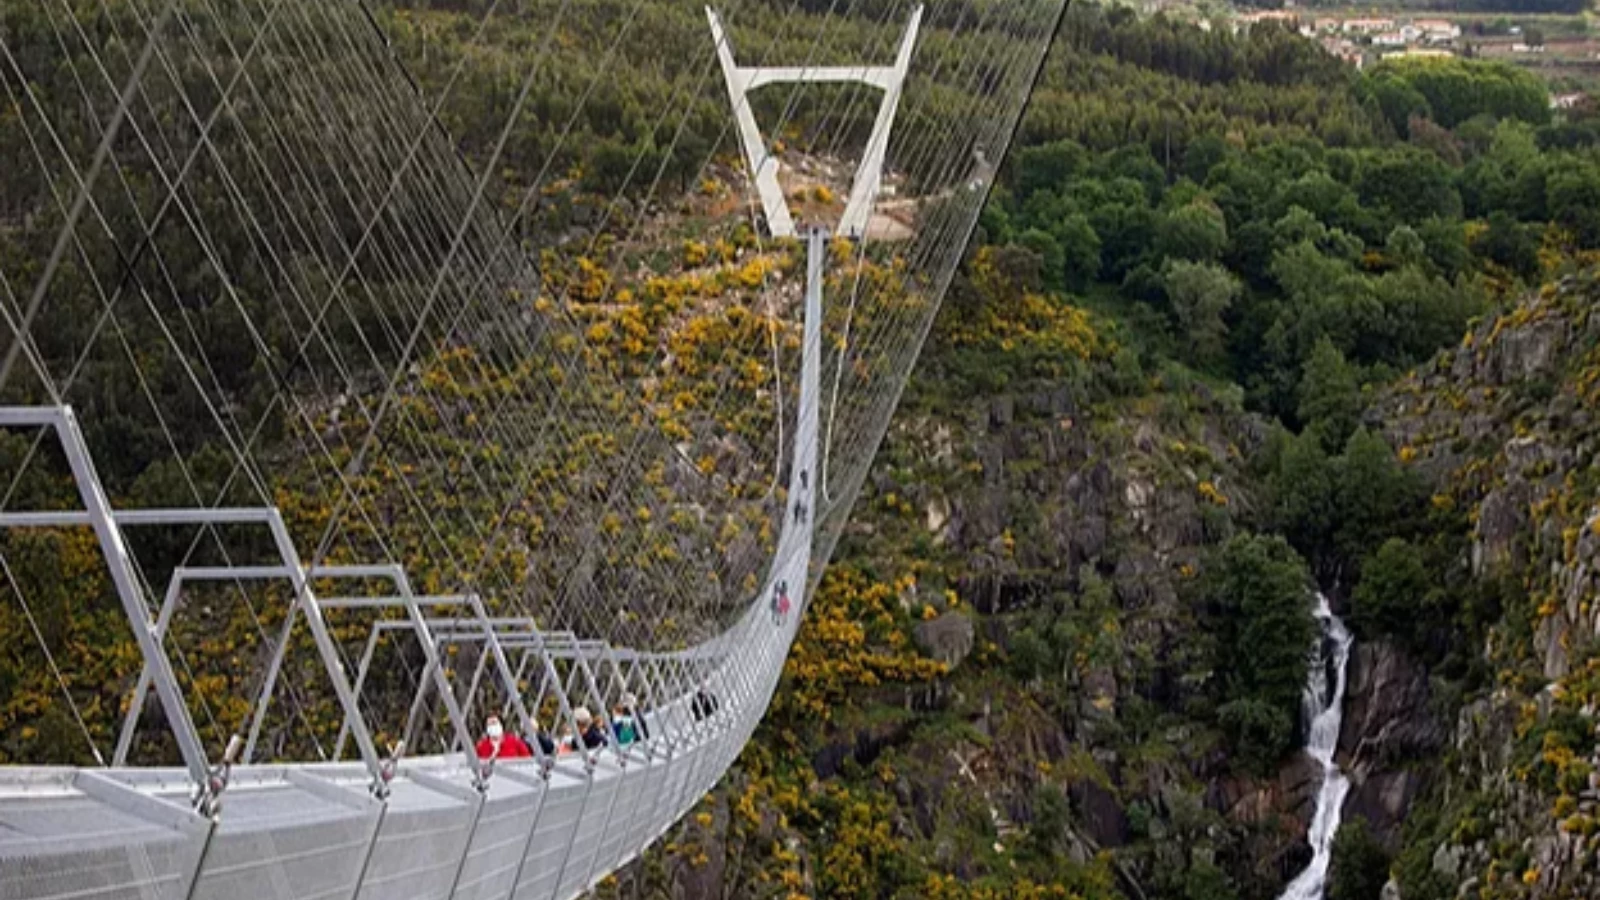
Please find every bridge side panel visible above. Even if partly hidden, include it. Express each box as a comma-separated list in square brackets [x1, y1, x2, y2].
[551, 768, 623, 899]
[437, 780, 544, 900]
[507, 773, 590, 900]
[0, 836, 197, 900]
[354, 790, 478, 900]
[192, 812, 374, 900]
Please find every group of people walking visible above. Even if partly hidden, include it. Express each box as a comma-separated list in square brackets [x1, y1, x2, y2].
[471, 463, 812, 765]
[474, 693, 650, 761]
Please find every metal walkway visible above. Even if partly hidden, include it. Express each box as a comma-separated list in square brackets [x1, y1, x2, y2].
[0, 231, 829, 900]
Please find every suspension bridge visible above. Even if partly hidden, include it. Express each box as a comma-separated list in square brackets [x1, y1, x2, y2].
[0, 1, 1063, 897]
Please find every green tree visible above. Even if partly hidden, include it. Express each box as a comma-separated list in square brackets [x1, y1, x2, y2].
[1055, 213, 1104, 288]
[1329, 818, 1391, 900]
[1384, 225, 1426, 268]
[1009, 627, 1050, 681]
[1269, 428, 1337, 564]
[1417, 217, 1470, 278]
[1090, 202, 1158, 279]
[1362, 57, 1548, 130]
[1163, 259, 1239, 370]
[1217, 697, 1295, 777]
[1027, 783, 1071, 858]
[1357, 70, 1431, 138]
[1018, 228, 1067, 292]
[1202, 533, 1316, 769]
[1298, 337, 1362, 451]
[1352, 538, 1431, 644]
[1014, 139, 1089, 200]
[1158, 200, 1229, 262]
[1373, 265, 1485, 363]
[1333, 429, 1426, 570]
[1358, 149, 1461, 225]
[1184, 858, 1241, 900]
[1546, 161, 1600, 248]
[1475, 211, 1541, 280]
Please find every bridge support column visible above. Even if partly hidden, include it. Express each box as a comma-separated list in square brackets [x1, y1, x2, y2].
[707, 6, 922, 238]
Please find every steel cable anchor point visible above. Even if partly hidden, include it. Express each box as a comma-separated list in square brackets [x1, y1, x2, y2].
[374, 740, 405, 800]
[194, 733, 243, 819]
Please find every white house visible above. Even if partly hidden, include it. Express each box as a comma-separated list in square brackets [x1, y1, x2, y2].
[1415, 19, 1462, 43]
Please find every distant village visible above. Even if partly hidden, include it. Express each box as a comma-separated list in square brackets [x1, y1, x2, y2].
[1235, 11, 1472, 66]
[1230, 11, 1464, 68]
[1217, 8, 1590, 108]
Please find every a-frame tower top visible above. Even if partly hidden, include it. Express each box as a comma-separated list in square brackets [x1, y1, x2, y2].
[706, 5, 924, 239]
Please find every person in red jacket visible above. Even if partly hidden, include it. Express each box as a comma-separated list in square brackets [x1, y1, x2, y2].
[475, 715, 531, 760]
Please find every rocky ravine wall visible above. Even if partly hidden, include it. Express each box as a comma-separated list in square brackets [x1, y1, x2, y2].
[1368, 272, 1600, 898]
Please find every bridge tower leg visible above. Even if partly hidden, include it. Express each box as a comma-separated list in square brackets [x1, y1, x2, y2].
[707, 6, 922, 238]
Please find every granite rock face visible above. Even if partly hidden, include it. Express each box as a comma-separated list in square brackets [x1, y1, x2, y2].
[1366, 276, 1600, 898]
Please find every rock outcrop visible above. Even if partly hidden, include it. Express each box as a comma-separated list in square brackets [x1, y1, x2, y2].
[1369, 273, 1600, 898]
[914, 611, 975, 668]
[1336, 640, 1445, 843]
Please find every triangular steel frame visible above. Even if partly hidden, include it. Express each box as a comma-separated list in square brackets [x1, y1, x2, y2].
[707, 5, 923, 238]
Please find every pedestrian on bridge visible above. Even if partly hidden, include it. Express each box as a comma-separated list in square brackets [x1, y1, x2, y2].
[691, 686, 719, 722]
[528, 719, 556, 756]
[612, 693, 649, 746]
[476, 715, 532, 760]
[574, 707, 609, 749]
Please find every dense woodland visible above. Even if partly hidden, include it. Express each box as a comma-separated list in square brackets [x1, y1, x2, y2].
[5, 1, 1600, 898]
[613, 6, 1600, 900]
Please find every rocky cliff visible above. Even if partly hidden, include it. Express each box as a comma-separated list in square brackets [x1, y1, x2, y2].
[1361, 271, 1600, 899]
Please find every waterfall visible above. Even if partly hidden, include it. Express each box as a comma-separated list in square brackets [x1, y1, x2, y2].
[1278, 593, 1354, 900]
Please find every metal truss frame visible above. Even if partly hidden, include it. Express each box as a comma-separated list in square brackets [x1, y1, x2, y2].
[0, 407, 387, 791]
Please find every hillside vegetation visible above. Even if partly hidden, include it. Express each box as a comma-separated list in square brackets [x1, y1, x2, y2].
[594, 6, 1600, 900]
[4, 3, 1600, 899]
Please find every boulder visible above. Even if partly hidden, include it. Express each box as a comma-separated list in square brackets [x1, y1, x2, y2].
[1210, 751, 1321, 835]
[989, 394, 1015, 429]
[914, 611, 975, 669]
[925, 492, 952, 539]
[1432, 842, 1464, 880]
[1343, 769, 1424, 848]
[1068, 778, 1129, 848]
[1337, 641, 1444, 842]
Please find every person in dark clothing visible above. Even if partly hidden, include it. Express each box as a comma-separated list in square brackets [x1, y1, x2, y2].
[529, 720, 556, 756]
[691, 687, 719, 722]
[574, 706, 607, 749]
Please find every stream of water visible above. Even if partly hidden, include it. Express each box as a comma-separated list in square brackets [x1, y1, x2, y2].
[1278, 593, 1354, 900]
